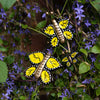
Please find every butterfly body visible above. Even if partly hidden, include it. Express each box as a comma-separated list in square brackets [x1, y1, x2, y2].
[52, 19, 65, 43]
[34, 52, 51, 79]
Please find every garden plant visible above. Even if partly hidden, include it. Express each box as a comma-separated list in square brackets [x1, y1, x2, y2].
[0, 0, 100, 100]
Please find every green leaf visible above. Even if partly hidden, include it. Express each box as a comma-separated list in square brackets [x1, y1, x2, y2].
[0, 0, 16, 10]
[9, 12, 15, 18]
[83, 94, 92, 100]
[78, 0, 86, 4]
[21, 24, 28, 29]
[79, 62, 90, 74]
[4, 55, 15, 65]
[79, 49, 88, 57]
[0, 38, 3, 45]
[90, 45, 100, 54]
[94, 55, 100, 70]
[63, 97, 69, 100]
[51, 93, 56, 97]
[96, 87, 100, 96]
[0, 61, 8, 83]
[31, 91, 37, 98]
[0, 46, 7, 52]
[76, 82, 82, 87]
[57, 92, 62, 97]
[36, 20, 47, 29]
[20, 72, 26, 80]
[19, 96, 26, 100]
[55, 79, 65, 87]
[90, 0, 100, 13]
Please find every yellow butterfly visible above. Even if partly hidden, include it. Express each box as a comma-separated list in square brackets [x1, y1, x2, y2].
[26, 52, 60, 84]
[62, 52, 78, 67]
[44, 19, 73, 47]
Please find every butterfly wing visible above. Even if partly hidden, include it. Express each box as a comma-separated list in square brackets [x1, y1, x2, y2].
[41, 70, 51, 84]
[66, 61, 71, 67]
[63, 30, 73, 40]
[51, 36, 59, 47]
[72, 58, 77, 63]
[26, 66, 36, 76]
[29, 52, 44, 64]
[44, 25, 55, 36]
[59, 19, 69, 29]
[46, 57, 60, 70]
[62, 56, 68, 62]
[71, 52, 78, 58]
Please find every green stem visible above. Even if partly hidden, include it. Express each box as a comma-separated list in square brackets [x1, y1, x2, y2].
[27, 26, 50, 38]
[61, 0, 68, 16]
[59, 44, 68, 52]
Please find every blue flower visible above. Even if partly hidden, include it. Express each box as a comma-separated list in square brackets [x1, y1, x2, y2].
[60, 88, 71, 99]
[13, 63, 18, 69]
[68, 71, 72, 77]
[29, 87, 35, 92]
[90, 54, 96, 62]
[96, 30, 100, 36]
[63, 69, 69, 73]
[42, 13, 46, 19]
[17, 67, 22, 73]
[83, 89, 85, 92]
[1, 93, 10, 100]
[27, 13, 31, 18]
[74, 3, 84, 14]
[84, 19, 91, 27]
[82, 78, 94, 84]
[85, 42, 92, 50]
[12, 43, 16, 47]
[14, 50, 26, 56]
[6, 79, 14, 88]
[20, 59, 23, 64]
[68, 24, 73, 30]
[22, 0, 25, 3]
[13, 6, 16, 10]
[26, 4, 31, 9]
[9, 71, 16, 78]
[75, 12, 85, 20]
[6, 87, 13, 95]
[0, 53, 4, 61]
[0, 19, 3, 24]
[19, 28, 24, 34]
[8, 30, 10, 34]
[32, 5, 42, 13]
[47, 47, 53, 54]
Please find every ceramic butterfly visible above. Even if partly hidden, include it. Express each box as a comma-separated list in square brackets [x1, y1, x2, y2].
[44, 19, 73, 47]
[62, 52, 78, 67]
[25, 51, 60, 84]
